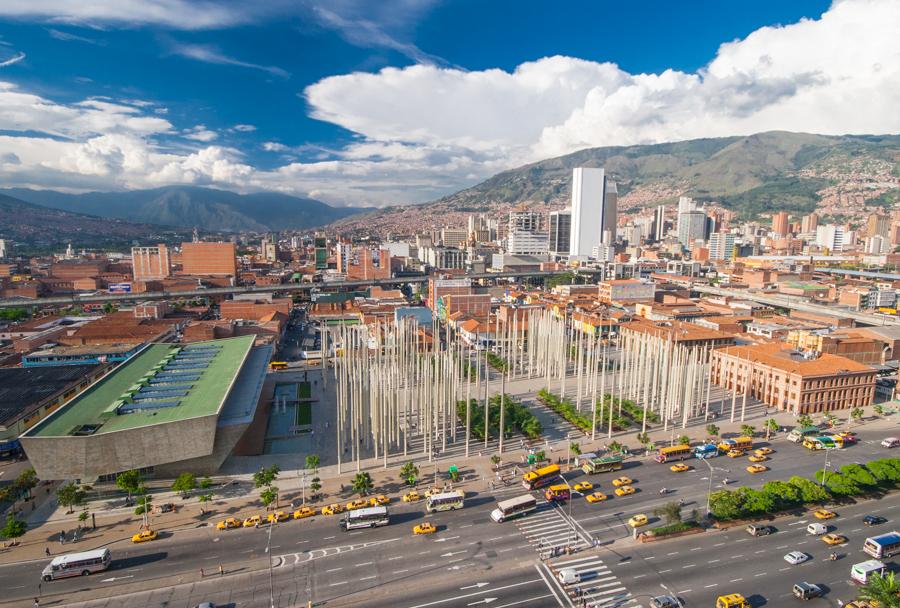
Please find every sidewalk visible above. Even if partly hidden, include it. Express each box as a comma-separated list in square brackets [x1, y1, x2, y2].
[2, 399, 894, 566]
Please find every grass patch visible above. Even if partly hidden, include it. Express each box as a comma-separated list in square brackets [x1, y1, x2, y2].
[649, 521, 701, 536]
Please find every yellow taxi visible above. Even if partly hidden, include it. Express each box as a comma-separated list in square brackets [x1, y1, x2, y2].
[813, 509, 836, 520]
[614, 485, 636, 497]
[627, 514, 648, 528]
[670, 463, 690, 472]
[573, 481, 593, 492]
[267, 510, 289, 523]
[612, 476, 633, 487]
[132, 529, 157, 543]
[726, 449, 744, 458]
[821, 533, 847, 545]
[293, 506, 315, 519]
[413, 522, 437, 535]
[402, 490, 421, 502]
[585, 491, 607, 503]
[754, 447, 774, 456]
[242, 515, 262, 527]
[321, 503, 344, 516]
[748, 454, 768, 463]
[346, 499, 368, 511]
[746, 464, 768, 474]
[216, 517, 240, 530]
[424, 487, 444, 498]
[716, 594, 749, 608]
[369, 494, 391, 506]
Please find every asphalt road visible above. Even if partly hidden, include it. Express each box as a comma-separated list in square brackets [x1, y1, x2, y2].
[2, 427, 896, 608]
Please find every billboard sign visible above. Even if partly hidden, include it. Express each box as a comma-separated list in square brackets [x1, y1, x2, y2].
[108, 282, 132, 293]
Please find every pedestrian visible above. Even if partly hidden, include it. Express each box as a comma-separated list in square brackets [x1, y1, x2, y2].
[45, 547, 50, 557]
[58, 531, 65, 545]
[33, 598, 39, 608]
[218, 564, 224, 576]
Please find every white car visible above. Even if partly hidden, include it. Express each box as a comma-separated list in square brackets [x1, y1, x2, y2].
[784, 551, 810, 565]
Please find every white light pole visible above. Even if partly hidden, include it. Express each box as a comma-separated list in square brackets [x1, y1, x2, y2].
[699, 457, 729, 517]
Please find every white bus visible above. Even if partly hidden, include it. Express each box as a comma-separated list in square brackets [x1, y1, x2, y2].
[850, 559, 886, 585]
[863, 531, 900, 559]
[490, 494, 537, 523]
[339, 506, 389, 531]
[42, 548, 111, 581]
[426, 491, 465, 513]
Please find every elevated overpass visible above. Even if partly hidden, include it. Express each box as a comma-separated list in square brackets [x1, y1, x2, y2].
[0, 269, 602, 309]
[691, 284, 900, 327]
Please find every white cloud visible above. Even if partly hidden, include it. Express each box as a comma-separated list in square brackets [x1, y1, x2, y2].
[262, 142, 289, 152]
[0, 0, 250, 30]
[47, 28, 104, 44]
[183, 125, 218, 142]
[231, 123, 256, 132]
[164, 39, 290, 78]
[0, 51, 26, 67]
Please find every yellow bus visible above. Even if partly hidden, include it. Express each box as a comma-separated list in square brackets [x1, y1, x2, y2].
[544, 484, 571, 502]
[655, 444, 692, 463]
[269, 361, 288, 371]
[717, 436, 753, 453]
[522, 464, 560, 490]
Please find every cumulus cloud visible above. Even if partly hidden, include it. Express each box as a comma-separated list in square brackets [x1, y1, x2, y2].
[183, 125, 218, 142]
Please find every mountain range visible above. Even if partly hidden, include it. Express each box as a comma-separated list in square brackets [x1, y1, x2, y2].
[0, 193, 194, 253]
[1, 186, 368, 233]
[330, 131, 900, 234]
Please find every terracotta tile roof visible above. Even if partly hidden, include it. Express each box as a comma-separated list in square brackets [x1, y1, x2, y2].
[717, 342, 875, 376]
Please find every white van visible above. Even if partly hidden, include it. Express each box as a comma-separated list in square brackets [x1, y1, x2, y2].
[881, 437, 899, 448]
[557, 568, 581, 585]
[807, 523, 827, 535]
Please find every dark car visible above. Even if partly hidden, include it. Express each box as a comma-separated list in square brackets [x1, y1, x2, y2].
[650, 596, 680, 608]
[792, 582, 823, 600]
[746, 524, 775, 536]
[863, 515, 887, 526]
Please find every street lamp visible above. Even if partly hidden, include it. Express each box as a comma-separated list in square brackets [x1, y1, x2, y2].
[264, 520, 276, 608]
[819, 446, 835, 487]
[699, 457, 729, 517]
[559, 477, 577, 550]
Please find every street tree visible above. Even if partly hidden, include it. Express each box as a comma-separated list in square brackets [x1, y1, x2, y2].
[850, 407, 864, 424]
[15, 468, 37, 500]
[824, 413, 838, 428]
[490, 455, 501, 470]
[764, 419, 779, 440]
[570, 442, 581, 457]
[865, 459, 900, 485]
[705, 424, 720, 439]
[814, 470, 861, 497]
[678, 435, 690, 446]
[197, 493, 213, 514]
[787, 476, 830, 503]
[740, 487, 776, 515]
[305, 455, 320, 474]
[78, 510, 89, 528]
[797, 414, 814, 428]
[839, 463, 878, 489]
[57, 482, 89, 514]
[653, 501, 683, 525]
[858, 572, 899, 607]
[260, 486, 279, 509]
[199, 477, 214, 491]
[708, 490, 744, 520]
[0, 513, 27, 544]
[636, 432, 651, 446]
[253, 465, 280, 489]
[116, 470, 143, 500]
[873, 404, 884, 416]
[351, 472, 374, 497]
[740, 424, 756, 438]
[400, 461, 419, 486]
[310, 477, 322, 498]
[171, 473, 197, 499]
[760, 480, 801, 510]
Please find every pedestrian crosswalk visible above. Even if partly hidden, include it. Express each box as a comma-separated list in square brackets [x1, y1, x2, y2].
[507, 496, 592, 558]
[542, 554, 636, 608]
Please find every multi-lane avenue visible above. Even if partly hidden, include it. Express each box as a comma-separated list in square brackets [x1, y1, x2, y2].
[1, 426, 896, 608]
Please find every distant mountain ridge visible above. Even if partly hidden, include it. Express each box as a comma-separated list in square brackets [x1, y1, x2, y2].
[0, 193, 192, 251]
[331, 131, 900, 234]
[2, 186, 369, 232]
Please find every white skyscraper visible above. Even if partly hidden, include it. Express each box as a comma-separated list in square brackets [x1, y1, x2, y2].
[569, 167, 617, 258]
[816, 224, 845, 252]
[507, 211, 549, 255]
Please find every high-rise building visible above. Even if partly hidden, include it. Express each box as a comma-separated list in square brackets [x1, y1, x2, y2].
[864, 235, 889, 254]
[440, 228, 468, 248]
[816, 225, 845, 252]
[677, 210, 708, 248]
[180, 242, 237, 276]
[507, 211, 549, 255]
[314, 232, 328, 270]
[548, 210, 571, 256]
[708, 232, 736, 261]
[260, 237, 277, 262]
[772, 211, 790, 237]
[569, 167, 617, 258]
[652, 205, 666, 241]
[677, 196, 696, 215]
[0, 239, 7, 259]
[132, 245, 172, 281]
[866, 212, 890, 239]
[801, 213, 819, 233]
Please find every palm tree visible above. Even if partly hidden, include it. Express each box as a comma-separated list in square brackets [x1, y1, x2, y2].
[351, 472, 374, 497]
[858, 571, 899, 607]
[740, 424, 755, 438]
[705, 424, 720, 440]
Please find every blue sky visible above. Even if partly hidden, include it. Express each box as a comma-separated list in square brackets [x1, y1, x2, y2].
[0, 0, 896, 207]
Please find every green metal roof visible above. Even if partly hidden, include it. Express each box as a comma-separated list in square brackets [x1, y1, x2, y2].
[30, 336, 254, 437]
